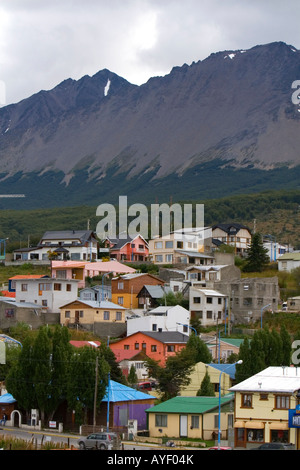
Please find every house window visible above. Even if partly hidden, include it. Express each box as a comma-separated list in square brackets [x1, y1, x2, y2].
[65, 311, 70, 318]
[54, 283, 61, 291]
[206, 311, 213, 319]
[241, 394, 253, 408]
[118, 282, 124, 290]
[259, 393, 268, 401]
[165, 254, 173, 263]
[66, 284, 72, 291]
[218, 298, 222, 304]
[167, 345, 175, 352]
[275, 395, 290, 409]
[191, 416, 199, 429]
[103, 311, 110, 320]
[165, 241, 173, 248]
[135, 343, 139, 350]
[42, 300, 48, 307]
[124, 345, 129, 350]
[155, 255, 163, 263]
[155, 414, 167, 427]
[151, 345, 157, 352]
[193, 297, 201, 304]
[116, 312, 122, 321]
[154, 242, 163, 249]
[177, 241, 183, 249]
[152, 324, 157, 331]
[206, 297, 213, 304]
[21, 283, 28, 291]
[117, 297, 124, 305]
[39, 283, 51, 291]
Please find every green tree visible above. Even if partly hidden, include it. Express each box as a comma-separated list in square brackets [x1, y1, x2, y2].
[31, 327, 52, 425]
[127, 365, 138, 387]
[67, 347, 109, 424]
[145, 347, 196, 401]
[6, 336, 37, 422]
[47, 326, 73, 421]
[243, 232, 269, 272]
[99, 342, 127, 384]
[185, 334, 212, 363]
[280, 325, 292, 366]
[197, 370, 215, 396]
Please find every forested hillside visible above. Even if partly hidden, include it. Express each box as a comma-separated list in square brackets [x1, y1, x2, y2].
[1, 189, 299, 251]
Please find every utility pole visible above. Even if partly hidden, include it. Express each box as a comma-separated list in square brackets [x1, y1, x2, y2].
[93, 356, 99, 429]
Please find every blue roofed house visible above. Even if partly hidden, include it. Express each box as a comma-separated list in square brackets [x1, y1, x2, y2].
[100, 380, 157, 431]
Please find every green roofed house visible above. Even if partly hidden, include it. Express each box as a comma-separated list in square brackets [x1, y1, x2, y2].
[145, 394, 234, 441]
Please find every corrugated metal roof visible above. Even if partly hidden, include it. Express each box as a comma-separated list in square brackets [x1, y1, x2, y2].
[230, 367, 300, 393]
[146, 394, 234, 414]
[102, 380, 156, 402]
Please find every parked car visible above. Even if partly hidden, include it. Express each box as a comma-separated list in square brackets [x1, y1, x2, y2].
[251, 442, 294, 450]
[78, 432, 121, 450]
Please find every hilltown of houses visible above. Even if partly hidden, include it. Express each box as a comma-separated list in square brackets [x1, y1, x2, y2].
[0, 224, 300, 450]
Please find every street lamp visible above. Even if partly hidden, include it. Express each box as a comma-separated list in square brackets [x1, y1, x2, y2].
[176, 322, 197, 335]
[261, 303, 271, 329]
[218, 360, 243, 449]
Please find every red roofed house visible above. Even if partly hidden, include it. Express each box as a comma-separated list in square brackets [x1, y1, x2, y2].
[112, 349, 149, 380]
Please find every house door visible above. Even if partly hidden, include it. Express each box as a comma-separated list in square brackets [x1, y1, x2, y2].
[180, 415, 188, 437]
[235, 427, 246, 448]
[75, 310, 80, 324]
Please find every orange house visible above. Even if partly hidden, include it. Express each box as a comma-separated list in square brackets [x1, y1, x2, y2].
[110, 331, 189, 367]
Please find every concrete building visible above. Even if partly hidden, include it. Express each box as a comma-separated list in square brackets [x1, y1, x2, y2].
[214, 277, 280, 325]
[189, 287, 226, 328]
[0, 298, 60, 330]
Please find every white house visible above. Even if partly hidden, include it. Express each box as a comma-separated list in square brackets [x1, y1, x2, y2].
[189, 287, 226, 327]
[13, 230, 99, 263]
[278, 252, 300, 272]
[126, 304, 191, 336]
[13, 276, 79, 313]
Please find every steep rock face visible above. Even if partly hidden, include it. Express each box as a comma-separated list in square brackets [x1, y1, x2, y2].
[0, 41, 299, 208]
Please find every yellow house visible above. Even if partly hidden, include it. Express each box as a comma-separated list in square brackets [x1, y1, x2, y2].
[230, 366, 300, 449]
[145, 394, 234, 441]
[60, 299, 126, 326]
[180, 362, 236, 397]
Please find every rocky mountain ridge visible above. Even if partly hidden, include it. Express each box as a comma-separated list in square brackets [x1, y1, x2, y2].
[0, 41, 299, 209]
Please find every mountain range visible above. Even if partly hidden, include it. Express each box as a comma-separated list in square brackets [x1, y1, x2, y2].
[0, 41, 300, 210]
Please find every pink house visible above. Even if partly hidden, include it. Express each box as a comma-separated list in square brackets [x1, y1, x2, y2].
[51, 260, 136, 288]
[105, 235, 149, 262]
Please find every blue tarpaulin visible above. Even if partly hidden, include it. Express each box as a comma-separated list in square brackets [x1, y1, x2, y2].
[102, 380, 156, 403]
[0, 393, 16, 404]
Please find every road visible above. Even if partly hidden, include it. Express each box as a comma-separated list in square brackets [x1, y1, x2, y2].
[0, 426, 175, 451]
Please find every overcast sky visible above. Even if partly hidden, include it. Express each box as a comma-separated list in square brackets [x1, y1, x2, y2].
[1, 0, 300, 105]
